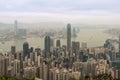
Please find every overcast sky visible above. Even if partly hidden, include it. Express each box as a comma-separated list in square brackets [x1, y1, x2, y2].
[0, 0, 120, 25]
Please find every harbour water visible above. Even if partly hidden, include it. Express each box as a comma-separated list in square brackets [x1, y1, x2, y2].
[0, 29, 110, 53]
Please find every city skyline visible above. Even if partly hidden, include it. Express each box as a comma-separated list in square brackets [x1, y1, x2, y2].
[0, 23, 120, 79]
[0, 0, 120, 80]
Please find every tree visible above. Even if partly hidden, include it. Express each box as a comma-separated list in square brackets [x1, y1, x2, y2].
[69, 77, 76, 80]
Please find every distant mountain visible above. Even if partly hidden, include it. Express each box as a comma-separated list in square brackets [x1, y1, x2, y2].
[18, 22, 66, 28]
[0, 22, 119, 29]
[0, 23, 13, 28]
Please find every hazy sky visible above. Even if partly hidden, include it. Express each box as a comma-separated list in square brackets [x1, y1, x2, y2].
[0, 0, 120, 25]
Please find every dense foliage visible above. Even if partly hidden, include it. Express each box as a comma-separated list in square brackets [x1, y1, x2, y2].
[0, 75, 35, 80]
[69, 74, 119, 80]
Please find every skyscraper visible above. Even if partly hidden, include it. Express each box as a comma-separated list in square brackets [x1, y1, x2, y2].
[67, 23, 71, 50]
[11, 46, 16, 55]
[72, 27, 77, 40]
[13, 60, 20, 76]
[23, 42, 29, 60]
[119, 34, 120, 54]
[56, 40, 61, 47]
[45, 36, 51, 53]
[118, 35, 120, 60]
[14, 20, 18, 36]
[81, 42, 87, 48]
[11, 46, 16, 59]
[72, 41, 80, 53]
[50, 38, 54, 47]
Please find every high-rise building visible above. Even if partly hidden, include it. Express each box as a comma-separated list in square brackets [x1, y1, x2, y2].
[119, 35, 120, 54]
[23, 42, 29, 60]
[50, 38, 54, 47]
[30, 52, 34, 63]
[54, 69, 60, 80]
[4, 57, 9, 75]
[49, 69, 54, 80]
[56, 40, 61, 47]
[14, 20, 18, 36]
[43, 64, 49, 80]
[39, 65, 43, 79]
[67, 23, 71, 50]
[13, 59, 20, 76]
[81, 42, 87, 49]
[72, 27, 77, 40]
[45, 36, 51, 52]
[11, 46, 16, 55]
[29, 47, 33, 53]
[72, 41, 80, 56]
[0, 57, 5, 75]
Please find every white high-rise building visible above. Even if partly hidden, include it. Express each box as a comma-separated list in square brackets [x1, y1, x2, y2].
[13, 59, 20, 77]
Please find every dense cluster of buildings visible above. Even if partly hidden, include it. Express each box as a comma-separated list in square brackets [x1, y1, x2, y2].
[0, 23, 120, 80]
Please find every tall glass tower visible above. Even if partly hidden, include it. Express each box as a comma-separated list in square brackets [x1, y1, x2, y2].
[118, 34, 120, 54]
[45, 36, 51, 52]
[23, 42, 29, 60]
[67, 23, 71, 50]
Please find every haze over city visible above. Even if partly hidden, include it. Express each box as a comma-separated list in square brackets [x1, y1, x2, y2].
[0, 0, 120, 25]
